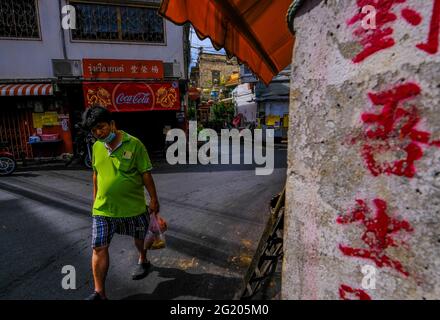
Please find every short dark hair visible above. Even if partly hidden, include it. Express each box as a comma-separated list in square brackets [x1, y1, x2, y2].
[81, 106, 113, 130]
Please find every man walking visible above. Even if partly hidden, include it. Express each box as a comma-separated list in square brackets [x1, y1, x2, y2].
[82, 106, 160, 300]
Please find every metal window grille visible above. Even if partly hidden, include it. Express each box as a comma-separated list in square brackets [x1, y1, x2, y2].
[71, 2, 165, 43]
[0, 107, 34, 160]
[0, 0, 40, 39]
[212, 70, 220, 84]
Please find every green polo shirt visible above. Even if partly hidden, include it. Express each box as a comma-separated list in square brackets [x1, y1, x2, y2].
[92, 131, 153, 218]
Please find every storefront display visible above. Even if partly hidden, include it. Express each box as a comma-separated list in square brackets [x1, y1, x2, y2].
[0, 87, 73, 160]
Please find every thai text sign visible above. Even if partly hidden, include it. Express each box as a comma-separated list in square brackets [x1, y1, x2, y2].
[83, 59, 164, 79]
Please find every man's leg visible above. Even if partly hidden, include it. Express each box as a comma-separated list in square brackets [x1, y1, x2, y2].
[132, 238, 151, 280]
[131, 214, 151, 280]
[134, 238, 148, 264]
[92, 246, 109, 299]
[88, 216, 114, 300]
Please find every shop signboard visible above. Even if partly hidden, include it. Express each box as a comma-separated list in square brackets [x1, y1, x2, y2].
[83, 59, 164, 80]
[83, 82, 181, 112]
[32, 112, 60, 128]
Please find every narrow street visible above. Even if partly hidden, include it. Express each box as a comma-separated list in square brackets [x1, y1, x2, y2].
[0, 147, 286, 300]
[1, 0, 439, 305]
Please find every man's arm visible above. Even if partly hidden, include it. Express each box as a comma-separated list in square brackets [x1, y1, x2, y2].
[93, 171, 98, 200]
[142, 171, 160, 215]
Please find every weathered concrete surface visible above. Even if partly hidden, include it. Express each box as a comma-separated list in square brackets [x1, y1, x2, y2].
[283, 0, 440, 299]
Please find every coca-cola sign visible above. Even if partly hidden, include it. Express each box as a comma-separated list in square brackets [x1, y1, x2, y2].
[83, 82, 180, 112]
[112, 83, 155, 111]
[115, 92, 151, 105]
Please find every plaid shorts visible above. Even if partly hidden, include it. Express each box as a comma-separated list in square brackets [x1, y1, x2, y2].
[92, 213, 150, 248]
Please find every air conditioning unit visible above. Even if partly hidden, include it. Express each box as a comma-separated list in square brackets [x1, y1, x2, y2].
[52, 59, 82, 77]
[163, 62, 182, 78]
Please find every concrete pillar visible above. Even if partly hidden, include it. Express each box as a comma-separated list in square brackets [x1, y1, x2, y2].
[283, 0, 440, 299]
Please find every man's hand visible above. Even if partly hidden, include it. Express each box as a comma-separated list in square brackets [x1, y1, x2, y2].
[149, 197, 160, 215]
[142, 172, 159, 215]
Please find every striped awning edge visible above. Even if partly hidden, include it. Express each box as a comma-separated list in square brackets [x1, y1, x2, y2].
[0, 83, 53, 96]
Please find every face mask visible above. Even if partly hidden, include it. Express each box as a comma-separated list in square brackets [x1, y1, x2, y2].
[99, 131, 116, 144]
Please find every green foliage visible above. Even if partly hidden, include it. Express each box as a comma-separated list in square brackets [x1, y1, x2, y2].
[205, 119, 224, 132]
[197, 122, 204, 133]
[220, 75, 226, 86]
[198, 102, 235, 131]
[187, 106, 196, 120]
[211, 102, 234, 123]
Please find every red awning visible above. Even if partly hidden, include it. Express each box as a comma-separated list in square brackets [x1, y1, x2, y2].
[159, 0, 295, 85]
[0, 83, 53, 96]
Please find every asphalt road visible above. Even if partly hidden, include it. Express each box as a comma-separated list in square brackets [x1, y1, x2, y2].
[0, 146, 287, 300]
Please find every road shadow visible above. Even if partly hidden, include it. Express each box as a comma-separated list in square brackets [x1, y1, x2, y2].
[14, 151, 287, 175]
[4, 172, 40, 178]
[16, 164, 89, 173]
[151, 148, 287, 174]
[0, 198, 93, 299]
[121, 265, 241, 300]
[13, 142, 287, 175]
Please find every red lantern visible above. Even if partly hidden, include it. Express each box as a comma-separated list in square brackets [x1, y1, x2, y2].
[188, 87, 201, 101]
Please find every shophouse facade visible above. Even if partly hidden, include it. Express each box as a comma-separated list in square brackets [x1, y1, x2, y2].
[0, 0, 190, 160]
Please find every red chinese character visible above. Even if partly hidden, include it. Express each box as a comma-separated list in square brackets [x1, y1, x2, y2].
[337, 199, 413, 276]
[339, 284, 372, 300]
[401, 7, 422, 26]
[348, 1, 440, 62]
[348, 0, 406, 63]
[359, 82, 439, 178]
[417, 0, 440, 54]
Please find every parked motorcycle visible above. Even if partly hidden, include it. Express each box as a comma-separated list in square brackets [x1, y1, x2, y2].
[82, 132, 94, 169]
[65, 124, 95, 169]
[0, 142, 16, 176]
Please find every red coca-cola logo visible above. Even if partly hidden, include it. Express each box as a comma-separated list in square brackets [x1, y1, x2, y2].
[112, 83, 155, 111]
[116, 92, 151, 104]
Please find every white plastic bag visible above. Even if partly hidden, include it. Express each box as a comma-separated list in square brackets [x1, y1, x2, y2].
[144, 214, 166, 250]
